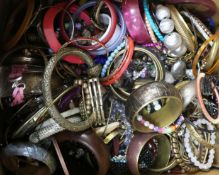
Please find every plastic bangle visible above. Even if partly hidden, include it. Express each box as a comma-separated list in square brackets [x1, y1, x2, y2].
[90, 4, 127, 55]
[196, 73, 219, 124]
[43, 2, 85, 64]
[122, 0, 151, 44]
[72, 0, 117, 51]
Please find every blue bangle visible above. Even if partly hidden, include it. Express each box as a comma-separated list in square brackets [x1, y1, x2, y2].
[101, 40, 126, 77]
[143, 0, 164, 42]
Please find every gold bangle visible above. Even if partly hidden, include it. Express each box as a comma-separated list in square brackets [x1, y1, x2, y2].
[168, 5, 197, 53]
[192, 33, 219, 77]
[103, 129, 123, 144]
[126, 81, 183, 132]
[94, 122, 120, 137]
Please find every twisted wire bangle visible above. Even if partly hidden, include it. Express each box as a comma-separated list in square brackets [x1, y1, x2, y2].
[143, 0, 164, 41]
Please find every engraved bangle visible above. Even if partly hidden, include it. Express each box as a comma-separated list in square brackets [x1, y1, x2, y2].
[1, 142, 56, 174]
[43, 48, 97, 132]
[126, 81, 183, 131]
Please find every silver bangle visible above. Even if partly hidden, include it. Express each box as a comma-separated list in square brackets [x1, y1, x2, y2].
[2, 142, 57, 174]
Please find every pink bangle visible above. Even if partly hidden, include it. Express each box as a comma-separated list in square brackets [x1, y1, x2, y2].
[122, 0, 151, 44]
[196, 73, 219, 124]
[43, 2, 84, 64]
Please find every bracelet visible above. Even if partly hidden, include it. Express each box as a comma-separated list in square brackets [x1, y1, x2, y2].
[168, 5, 197, 53]
[184, 118, 216, 170]
[143, 0, 164, 42]
[1, 142, 56, 174]
[100, 37, 134, 86]
[192, 33, 219, 77]
[110, 47, 165, 101]
[165, 0, 217, 18]
[171, 132, 199, 173]
[127, 132, 171, 175]
[72, 0, 117, 51]
[2, 0, 35, 50]
[29, 109, 81, 143]
[126, 81, 183, 131]
[90, 3, 127, 55]
[43, 48, 101, 131]
[55, 130, 110, 175]
[122, 0, 151, 44]
[196, 73, 219, 124]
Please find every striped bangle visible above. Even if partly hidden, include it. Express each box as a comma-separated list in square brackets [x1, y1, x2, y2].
[101, 40, 126, 77]
[143, 0, 164, 41]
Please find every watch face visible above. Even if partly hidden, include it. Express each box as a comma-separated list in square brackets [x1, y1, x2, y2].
[59, 141, 98, 175]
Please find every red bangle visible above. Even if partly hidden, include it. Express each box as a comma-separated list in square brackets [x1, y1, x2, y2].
[43, 2, 84, 64]
[59, 4, 92, 42]
[101, 37, 134, 86]
[74, 0, 117, 51]
[165, 0, 217, 18]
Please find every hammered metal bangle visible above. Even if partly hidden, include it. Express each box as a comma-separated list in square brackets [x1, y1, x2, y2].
[126, 81, 183, 131]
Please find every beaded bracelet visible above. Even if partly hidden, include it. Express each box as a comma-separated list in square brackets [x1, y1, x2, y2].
[137, 114, 184, 134]
[184, 118, 216, 170]
[101, 40, 126, 77]
[143, 0, 164, 42]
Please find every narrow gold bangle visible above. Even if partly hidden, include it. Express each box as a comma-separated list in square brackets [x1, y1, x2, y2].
[103, 129, 123, 144]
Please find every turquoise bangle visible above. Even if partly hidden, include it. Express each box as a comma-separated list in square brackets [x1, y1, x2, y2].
[101, 40, 126, 77]
[143, 0, 164, 42]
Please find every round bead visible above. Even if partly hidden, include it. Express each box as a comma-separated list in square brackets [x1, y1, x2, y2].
[137, 115, 143, 121]
[159, 18, 175, 34]
[149, 124, 154, 129]
[171, 43, 187, 57]
[144, 121, 150, 127]
[156, 5, 171, 21]
[164, 32, 182, 50]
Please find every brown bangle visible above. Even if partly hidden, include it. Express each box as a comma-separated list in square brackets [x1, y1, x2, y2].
[127, 132, 171, 175]
[54, 130, 110, 175]
[3, 0, 35, 50]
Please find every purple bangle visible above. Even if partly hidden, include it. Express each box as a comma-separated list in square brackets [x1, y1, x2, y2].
[165, 0, 217, 18]
[122, 0, 151, 44]
[58, 87, 81, 111]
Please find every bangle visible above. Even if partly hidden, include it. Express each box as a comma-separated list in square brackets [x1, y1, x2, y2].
[168, 5, 197, 53]
[196, 73, 219, 124]
[181, 11, 212, 42]
[43, 48, 100, 131]
[1, 142, 56, 174]
[122, 0, 151, 44]
[109, 47, 165, 101]
[90, 4, 127, 55]
[72, 0, 117, 51]
[2, 0, 35, 50]
[165, 0, 217, 18]
[184, 118, 216, 170]
[192, 33, 219, 77]
[29, 109, 81, 143]
[100, 37, 134, 86]
[55, 130, 110, 175]
[127, 133, 171, 175]
[126, 81, 183, 130]
[143, 0, 164, 42]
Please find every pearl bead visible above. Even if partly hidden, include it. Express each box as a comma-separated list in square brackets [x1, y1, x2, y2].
[164, 32, 182, 50]
[172, 43, 187, 57]
[149, 124, 154, 129]
[137, 115, 143, 121]
[156, 5, 171, 21]
[159, 18, 174, 34]
[144, 121, 150, 127]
